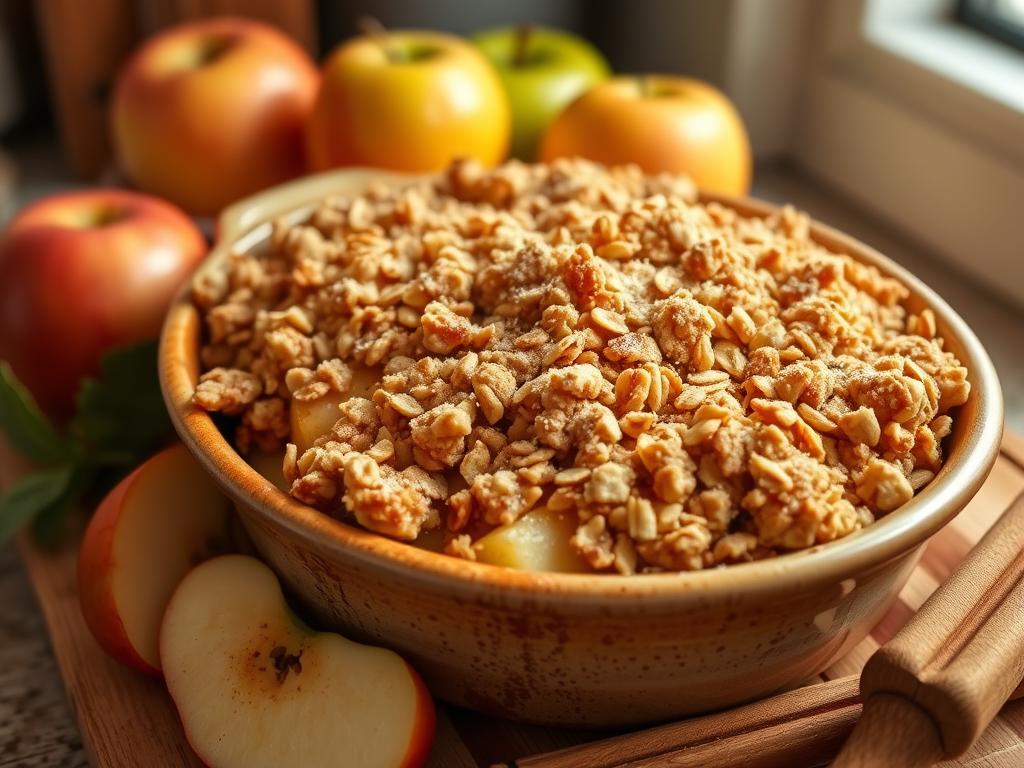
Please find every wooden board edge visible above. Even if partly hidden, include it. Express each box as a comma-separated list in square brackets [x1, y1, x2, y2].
[7, 433, 1024, 768]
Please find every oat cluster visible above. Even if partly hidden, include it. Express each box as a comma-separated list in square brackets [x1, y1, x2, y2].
[191, 159, 970, 573]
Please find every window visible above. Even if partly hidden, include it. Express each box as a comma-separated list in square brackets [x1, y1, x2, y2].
[785, 0, 1024, 308]
[959, 0, 1024, 50]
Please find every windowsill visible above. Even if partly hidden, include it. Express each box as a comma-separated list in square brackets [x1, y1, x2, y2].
[791, 0, 1024, 309]
[865, 16, 1024, 116]
[842, 0, 1024, 166]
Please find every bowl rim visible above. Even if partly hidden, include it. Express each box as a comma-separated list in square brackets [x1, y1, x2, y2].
[160, 167, 1004, 605]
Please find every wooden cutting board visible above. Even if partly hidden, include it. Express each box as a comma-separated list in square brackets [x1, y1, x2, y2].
[8, 431, 1024, 768]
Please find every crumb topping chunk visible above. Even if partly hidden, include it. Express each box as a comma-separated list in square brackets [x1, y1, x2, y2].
[191, 158, 970, 573]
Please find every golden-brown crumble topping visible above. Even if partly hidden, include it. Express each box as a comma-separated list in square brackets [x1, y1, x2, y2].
[191, 158, 970, 573]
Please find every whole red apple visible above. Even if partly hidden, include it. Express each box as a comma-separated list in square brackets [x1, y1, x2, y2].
[0, 189, 206, 416]
[112, 17, 318, 217]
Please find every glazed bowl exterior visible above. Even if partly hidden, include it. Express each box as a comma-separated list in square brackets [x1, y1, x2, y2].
[160, 169, 1003, 727]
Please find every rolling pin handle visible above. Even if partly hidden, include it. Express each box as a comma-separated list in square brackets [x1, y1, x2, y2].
[832, 692, 944, 768]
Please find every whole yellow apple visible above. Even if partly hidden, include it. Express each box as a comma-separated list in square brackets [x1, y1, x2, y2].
[541, 76, 752, 196]
[307, 30, 510, 172]
[112, 17, 319, 217]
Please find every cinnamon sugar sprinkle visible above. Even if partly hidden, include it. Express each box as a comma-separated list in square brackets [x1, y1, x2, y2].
[191, 159, 970, 573]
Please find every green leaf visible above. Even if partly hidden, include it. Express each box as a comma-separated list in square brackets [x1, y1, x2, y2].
[0, 465, 74, 543]
[0, 362, 68, 464]
[70, 340, 175, 469]
[31, 463, 95, 547]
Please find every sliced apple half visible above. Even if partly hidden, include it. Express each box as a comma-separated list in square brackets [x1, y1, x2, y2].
[161, 555, 435, 768]
[474, 507, 591, 573]
[78, 443, 232, 674]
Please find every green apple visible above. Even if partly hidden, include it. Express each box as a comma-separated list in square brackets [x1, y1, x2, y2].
[473, 25, 610, 161]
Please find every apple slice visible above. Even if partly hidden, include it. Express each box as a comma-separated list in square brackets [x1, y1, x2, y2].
[474, 506, 591, 573]
[289, 390, 345, 454]
[78, 443, 232, 674]
[289, 365, 383, 453]
[247, 448, 288, 492]
[161, 555, 435, 768]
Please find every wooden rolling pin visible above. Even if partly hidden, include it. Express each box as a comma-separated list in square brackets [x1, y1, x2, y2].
[834, 489, 1024, 767]
[506, 491, 1024, 768]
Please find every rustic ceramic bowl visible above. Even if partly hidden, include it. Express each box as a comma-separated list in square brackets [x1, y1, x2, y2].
[160, 169, 1003, 727]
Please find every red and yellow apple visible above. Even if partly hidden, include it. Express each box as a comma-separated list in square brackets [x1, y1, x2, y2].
[472, 25, 609, 161]
[540, 76, 752, 196]
[307, 30, 509, 172]
[78, 444, 233, 674]
[161, 555, 435, 767]
[0, 189, 205, 416]
[112, 17, 319, 216]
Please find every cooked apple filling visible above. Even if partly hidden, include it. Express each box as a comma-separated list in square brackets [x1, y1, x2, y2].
[191, 158, 970, 573]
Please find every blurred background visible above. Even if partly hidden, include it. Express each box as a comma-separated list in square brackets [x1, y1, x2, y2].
[0, 0, 1021, 428]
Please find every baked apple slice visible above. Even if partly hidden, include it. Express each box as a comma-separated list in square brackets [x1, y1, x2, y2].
[289, 390, 345, 454]
[474, 507, 591, 573]
[289, 366, 382, 453]
[161, 555, 435, 768]
[78, 443, 232, 674]
[246, 448, 289, 492]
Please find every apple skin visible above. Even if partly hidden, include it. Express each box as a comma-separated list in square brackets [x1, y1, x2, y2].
[540, 76, 752, 196]
[401, 670, 437, 768]
[78, 444, 232, 675]
[112, 17, 319, 216]
[161, 555, 435, 768]
[307, 30, 510, 173]
[78, 461, 157, 675]
[472, 26, 609, 161]
[0, 189, 205, 417]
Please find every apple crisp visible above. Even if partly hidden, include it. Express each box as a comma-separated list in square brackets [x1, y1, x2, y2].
[191, 158, 970, 573]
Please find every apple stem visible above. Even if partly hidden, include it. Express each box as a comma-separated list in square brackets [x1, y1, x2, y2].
[513, 23, 533, 67]
[357, 15, 401, 63]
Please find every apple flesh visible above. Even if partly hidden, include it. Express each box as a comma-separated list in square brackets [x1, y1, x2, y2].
[473, 25, 609, 161]
[161, 555, 435, 768]
[289, 391, 345, 455]
[289, 365, 382, 453]
[474, 507, 591, 572]
[78, 444, 232, 674]
[247, 448, 289, 492]
[0, 189, 205, 417]
[113, 17, 319, 216]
